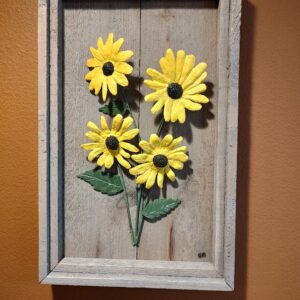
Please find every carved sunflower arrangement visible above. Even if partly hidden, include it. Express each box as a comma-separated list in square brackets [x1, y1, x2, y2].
[79, 33, 209, 246]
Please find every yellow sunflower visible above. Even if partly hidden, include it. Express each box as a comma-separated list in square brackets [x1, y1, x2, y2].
[144, 48, 209, 124]
[81, 114, 139, 169]
[129, 134, 188, 189]
[85, 33, 134, 101]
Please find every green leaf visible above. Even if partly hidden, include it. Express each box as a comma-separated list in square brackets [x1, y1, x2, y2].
[143, 198, 181, 221]
[99, 100, 129, 117]
[77, 169, 123, 195]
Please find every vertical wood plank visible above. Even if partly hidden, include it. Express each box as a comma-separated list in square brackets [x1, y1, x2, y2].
[63, 0, 140, 259]
[38, 0, 49, 280]
[137, 0, 218, 262]
[223, 0, 241, 288]
[50, 0, 64, 269]
[213, 0, 230, 275]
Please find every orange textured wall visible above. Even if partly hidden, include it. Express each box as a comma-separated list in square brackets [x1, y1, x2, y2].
[0, 0, 299, 299]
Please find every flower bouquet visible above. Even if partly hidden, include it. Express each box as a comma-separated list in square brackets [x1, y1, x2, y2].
[78, 33, 209, 247]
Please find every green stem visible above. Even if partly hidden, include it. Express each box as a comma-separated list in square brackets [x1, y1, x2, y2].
[157, 117, 165, 137]
[118, 90, 165, 246]
[136, 189, 149, 246]
[118, 164, 135, 246]
[135, 186, 142, 233]
[120, 88, 138, 131]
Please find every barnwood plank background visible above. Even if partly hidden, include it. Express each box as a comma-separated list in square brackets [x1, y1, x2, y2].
[63, 0, 219, 262]
[63, 0, 140, 259]
[138, 0, 218, 262]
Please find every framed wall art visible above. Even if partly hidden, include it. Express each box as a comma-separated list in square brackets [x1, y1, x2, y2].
[39, 0, 241, 290]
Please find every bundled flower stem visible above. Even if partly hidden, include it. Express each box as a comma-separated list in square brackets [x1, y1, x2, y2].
[79, 33, 209, 247]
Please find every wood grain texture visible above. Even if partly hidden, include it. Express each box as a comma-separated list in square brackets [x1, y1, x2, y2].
[54, 257, 219, 278]
[42, 271, 231, 291]
[63, 0, 140, 260]
[38, 0, 49, 281]
[137, 0, 218, 263]
[39, 0, 241, 290]
[49, 0, 64, 269]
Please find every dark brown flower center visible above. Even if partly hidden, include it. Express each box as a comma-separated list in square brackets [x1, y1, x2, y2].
[105, 136, 119, 150]
[102, 61, 114, 76]
[153, 154, 168, 168]
[167, 83, 183, 99]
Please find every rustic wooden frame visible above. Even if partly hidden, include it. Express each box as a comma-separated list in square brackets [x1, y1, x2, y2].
[38, 0, 241, 290]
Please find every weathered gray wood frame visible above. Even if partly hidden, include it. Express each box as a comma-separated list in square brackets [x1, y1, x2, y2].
[38, 0, 241, 290]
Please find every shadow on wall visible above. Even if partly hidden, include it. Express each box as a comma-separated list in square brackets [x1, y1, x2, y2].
[52, 1, 255, 299]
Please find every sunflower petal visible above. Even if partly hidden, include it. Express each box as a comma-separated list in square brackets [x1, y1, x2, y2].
[185, 83, 207, 95]
[146, 169, 158, 189]
[149, 134, 160, 147]
[168, 152, 189, 162]
[107, 76, 117, 95]
[105, 33, 114, 50]
[135, 169, 152, 185]
[87, 58, 102, 68]
[115, 62, 133, 75]
[146, 68, 168, 83]
[131, 153, 152, 163]
[85, 131, 101, 141]
[130, 163, 151, 175]
[176, 101, 186, 124]
[120, 141, 139, 153]
[81, 143, 99, 150]
[97, 153, 107, 167]
[171, 100, 178, 123]
[88, 77, 98, 91]
[112, 71, 129, 86]
[165, 166, 176, 181]
[168, 160, 184, 170]
[144, 79, 168, 90]
[139, 140, 153, 153]
[181, 99, 202, 111]
[100, 116, 109, 131]
[116, 50, 134, 61]
[85, 67, 100, 81]
[112, 37, 124, 54]
[88, 148, 103, 161]
[119, 128, 139, 141]
[94, 73, 104, 95]
[90, 47, 103, 61]
[104, 154, 114, 169]
[117, 116, 133, 135]
[182, 62, 207, 89]
[163, 98, 173, 122]
[161, 134, 173, 147]
[102, 79, 108, 101]
[169, 136, 183, 149]
[179, 54, 196, 84]
[184, 94, 209, 103]
[87, 121, 101, 134]
[164, 48, 176, 80]
[169, 146, 187, 154]
[157, 170, 165, 188]
[97, 36, 104, 48]
[111, 114, 123, 132]
[151, 97, 166, 114]
[186, 72, 207, 91]
[145, 89, 167, 102]
[116, 154, 131, 169]
[175, 50, 186, 81]
[159, 58, 174, 81]
[119, 148, 130, 158]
